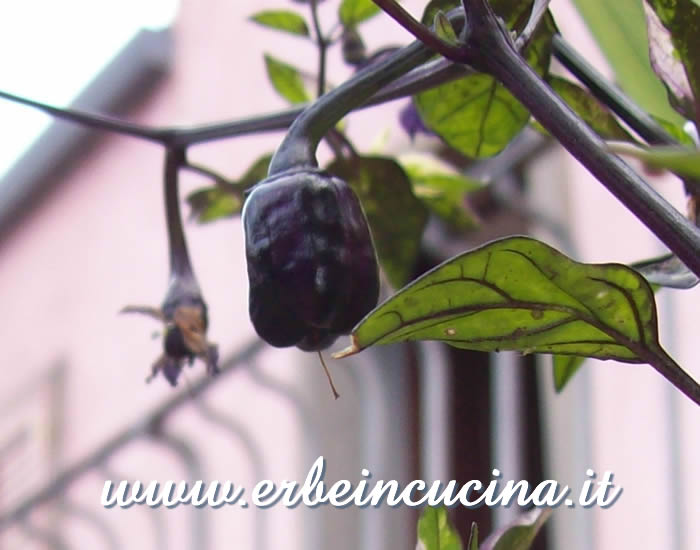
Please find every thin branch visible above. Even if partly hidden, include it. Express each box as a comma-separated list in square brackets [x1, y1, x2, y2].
[371, 0, 465, 62]
[515, 0, 551, 49]
[164, 148, 194, 280]
[181, 160, 235, 187]
[0, 89, 172, 144]
[309, 0, 328, 97]
[551, 35, 676, 146]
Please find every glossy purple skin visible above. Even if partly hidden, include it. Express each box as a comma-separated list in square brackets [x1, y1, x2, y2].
[243, 169, 380, 351]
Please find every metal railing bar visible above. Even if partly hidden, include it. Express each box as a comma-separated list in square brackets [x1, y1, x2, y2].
[0, 338, 265, 532]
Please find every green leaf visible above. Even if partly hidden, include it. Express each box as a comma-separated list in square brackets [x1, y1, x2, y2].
[415, 2, 557, 157]
[416, 507, 463, 550]
[537, 76, 634, 141]
[326, 156, 428, 288]
[335, 236, 678, 381]
[187, 187, 241, 223]
[481, 508, 550, 550]
[400, 156, 481, 230]
[263, 54, 310, 104]
[250, 10, 310, 36]
[434, 10, 459, 45]
[552, 355, 585, 392]
[644, 0, 700, 121]
[186, 153, 271, 223]
[608, 141, 700, 178]
[570, 0, 682, 124]
[339, 0, 381, 25]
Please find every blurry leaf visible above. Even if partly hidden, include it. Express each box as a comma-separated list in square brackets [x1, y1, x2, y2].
[644, 0, 700, 121]
[535, 76, 634, 141]
[415, 2, 557, 157]
[187, 187, 241, 223]
[608, 141, 700, 178]
[416, 507, 463, 550]
[552, 355, 585, 392]
[250, 10, 310, 36]
[631, 253, 699, 288]
[434, 10, 459, 45]
[263, 54, 310, 104]
[339, 0, 381, 25]
[237, 153, 273, 188]
[400, 156, 481, 230]
[643, 3, 695, 119]
[570, 0, 682, 124]
[422, 0, 461, 25]
[186, 153, 272, 223]
[335, 236, 678, 382]
[326, 156, 428, 288]
[481, 508, 550, 550]
[466, 523, 479, 550]
[653, 115, 697, 145]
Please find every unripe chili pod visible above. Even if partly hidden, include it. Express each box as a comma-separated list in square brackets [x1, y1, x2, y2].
[242, 168, 379, 351]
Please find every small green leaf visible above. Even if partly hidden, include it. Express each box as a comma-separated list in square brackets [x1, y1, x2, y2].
[434, 10, 459, 45]
[186, 153, 272, 223]
[538, 76, 634, 141]
[326, 156, 428, 288]
[187, 187, 241, 223]
[401, 157, 481, 230]
[553, 355, 585, 392]
[417, 507, 463, 550]
[250, 10, 310, 36]
[263, 54, 310, 104]
[335, 236, 679, 383]
[339, 0, 381, 25]
[481, 508, 550, 550]
[608, 141, 700, 178]
[415, 2, 557, 157]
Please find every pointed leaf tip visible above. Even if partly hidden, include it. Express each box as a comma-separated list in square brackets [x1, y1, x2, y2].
[332, 335, 361, 359]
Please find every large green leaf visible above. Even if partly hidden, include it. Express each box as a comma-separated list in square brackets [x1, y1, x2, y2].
[480, 509, 550, 550]
[536, 76, 634, 141]
[186, 153, 271, 223]
[608, 141, 700, 178]
[263, 54, 310, 104]
[414, 1, 557, 158]
[644, 0, 700, 121]
[335, 237, 680, 380]
[249, 10, 310, 36]
[416, 507, 463, 550]
[326, 156, 428, 288]
[570, 0, 682, 123]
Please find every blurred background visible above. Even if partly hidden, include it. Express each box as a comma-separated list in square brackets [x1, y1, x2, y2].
[0, 1, 698, 549]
